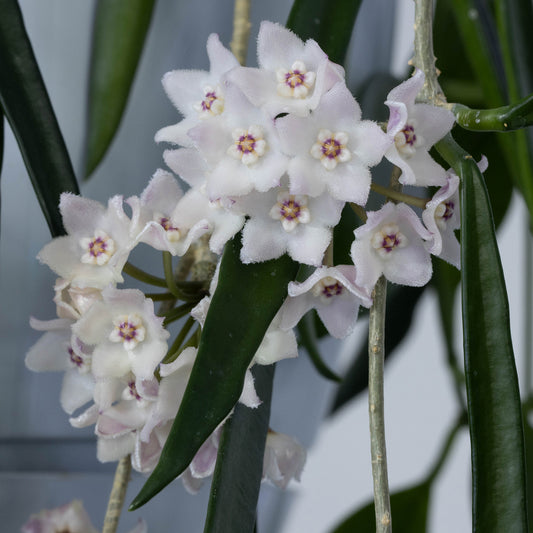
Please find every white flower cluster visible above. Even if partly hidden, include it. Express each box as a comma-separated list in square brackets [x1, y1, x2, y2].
[25, 20, 474, 495]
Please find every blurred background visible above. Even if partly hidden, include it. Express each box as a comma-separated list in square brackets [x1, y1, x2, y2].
[0, 0, 528, 531]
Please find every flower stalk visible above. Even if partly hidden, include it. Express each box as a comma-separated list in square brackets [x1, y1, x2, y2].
[368, 275, 391, 533]
[230, 0, 251, 66]
[370, 182, 428, 209]
[102, 455, 132, 533]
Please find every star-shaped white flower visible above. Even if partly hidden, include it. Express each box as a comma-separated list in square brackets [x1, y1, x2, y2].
[155, 33, 239, 147]
[350, 202, 433, 291]
[237, 185, 343, 266]
[37, 194, 137, 289]
[280, 265, 372, 338]
[185, 84, 289, 198]
[73, 287, 169, 381]
[26, 317, 95, 415]
[276, 82, 391, 204]
[227, 21, 344, 117]
[384, 69, 455, 186]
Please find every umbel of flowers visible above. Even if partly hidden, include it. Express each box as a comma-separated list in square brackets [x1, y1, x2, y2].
[26, 21, 461, 499]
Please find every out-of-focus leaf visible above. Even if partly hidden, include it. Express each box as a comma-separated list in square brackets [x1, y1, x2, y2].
[333, 203, 359, 267]
[286, 0, 363, 65]
[438, 135, 528, 532]
[494, 0, 533, 226]
[130, 237, 298, 509]
[84, 0, 156, 177]
[298, 313, 340, 382]
[438, 0, 527, 226]
[331, 482, 430, 533]
[0, 0, 79, 237]
[204, 364, 274, 533]
[495, 0, 533, 99]
[330, 285, 425, 414]
[449, 0, 505, 106]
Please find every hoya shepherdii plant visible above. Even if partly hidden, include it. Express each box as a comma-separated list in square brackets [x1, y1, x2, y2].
[2, 0, 533, 531]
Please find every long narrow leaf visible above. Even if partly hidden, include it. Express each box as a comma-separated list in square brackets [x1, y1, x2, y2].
[449, 0, 505, 106]
[286, 0, 363, 65]
[0, 0, 79, 237]
[84, 0, 156, 177]
[494, 0, 533, 226]
[298, 312, 340, 382]
[204, 364, 275, 533]
[130, 238, 298, 509]
[438, 135, 528, 532]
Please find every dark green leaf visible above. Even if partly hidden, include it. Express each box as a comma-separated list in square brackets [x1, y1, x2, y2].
[437, 136, 529, 532]
[204, 364, 275, 533]
[495, 0, 533, 100]
[333, 203, 359, 267]
[84, 0, 156, 177]
[130, 237, 298, 509]
[298, 313, 340, 382]
[449, 0, 505, 106]
[449, 126, 513, 231]
[286, 0, 363, 65]
[330, 284, 425, 414]
[523, 410, 533, 522]
[0, 0, 79, 237]
[331, 482, 430, 533]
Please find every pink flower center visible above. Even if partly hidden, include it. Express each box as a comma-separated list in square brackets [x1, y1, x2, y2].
[280, 198, 302, 221]
[159, 216, 179, 232]
[442, 201, 454, 221]
[128, 380, 142, 401]
[381, 232, 402, 253]
[401, 124, 417, 146]
[285, 69, 305, 88]
[118, 321, 139, 342]
[321, 138, 342, 159]
[68, 347, 83, 368]
[201, 91, 218, 112]
[322, 282, 344, 298]
[237, 134, 257, 154]
[88, 237, 108, 258]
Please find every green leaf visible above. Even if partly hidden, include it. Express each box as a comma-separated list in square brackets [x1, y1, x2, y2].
[84, 0, 156, 177]
[331, 482, 430, 533]
[204, 364, 274, 533]
[330, 285, 425, 414]
[448, 0, 505, 107]
[494, 0, 533, 226]
[298, 312, 341, 382]
[438, 136, 529, 532]
[523, 410, 533, 522]
[130, 237, 298, 509]
[286, 0, 363, 65]
[333, 203, 359, 267]
[0, 0, 79, 237]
